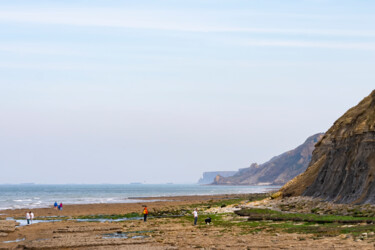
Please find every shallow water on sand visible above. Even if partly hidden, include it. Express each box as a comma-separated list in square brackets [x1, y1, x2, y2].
[9, 215, 185, 227]
[102, 231, 151, 239]
[2, 238, 25, 243]
[6, 217, 62, 227]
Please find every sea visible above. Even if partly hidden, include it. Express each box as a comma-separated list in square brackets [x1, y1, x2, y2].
[0, 184, 280, 211]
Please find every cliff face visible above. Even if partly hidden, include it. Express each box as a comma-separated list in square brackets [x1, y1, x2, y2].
[197, 171, 237, 184]
[281, 90, 375, 204]
[212, 133, 324, 185]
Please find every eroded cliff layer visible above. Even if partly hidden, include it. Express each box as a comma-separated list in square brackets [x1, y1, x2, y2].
[212, 133, 323, 185]
[281, 90, 375, 204]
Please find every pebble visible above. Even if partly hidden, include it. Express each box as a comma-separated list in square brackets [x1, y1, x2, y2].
[339, 234, 347, 239]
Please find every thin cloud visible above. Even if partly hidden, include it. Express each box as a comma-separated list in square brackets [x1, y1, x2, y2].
[236, 39, 375, 51]
[0, 9, 375, 38]
[0, 43, 79, 55]
[0, 62, 128, 71]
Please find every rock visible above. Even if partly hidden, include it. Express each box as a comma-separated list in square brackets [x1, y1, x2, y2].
[339, 234, 346, 239]
[281, 90, 375, 204]
[197, 171, 237, 184]
[0, 220, 18, 232]
[0, 232, 8, 237]
[212, 133, 323, 185]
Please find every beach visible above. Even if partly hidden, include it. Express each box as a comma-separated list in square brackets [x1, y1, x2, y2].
[1, 193, 375, 249]
[0, 194, 252, 218]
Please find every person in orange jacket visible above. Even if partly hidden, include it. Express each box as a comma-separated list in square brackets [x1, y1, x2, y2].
[143, 206, 149, 222]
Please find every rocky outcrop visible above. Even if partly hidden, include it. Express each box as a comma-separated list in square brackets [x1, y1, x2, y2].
[0, 220, 18, 234]
[197, 171, 236, 184]
[212, 133, 324, 185]
[281, 90, 375, 204]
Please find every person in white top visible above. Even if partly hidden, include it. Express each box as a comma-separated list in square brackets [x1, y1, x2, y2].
[30, 211, 34, 224]
[26, 212, 31, 225]
[193, 208, 198, 226]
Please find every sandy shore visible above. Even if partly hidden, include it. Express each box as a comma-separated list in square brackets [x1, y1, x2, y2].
[1, 194, 375, 249]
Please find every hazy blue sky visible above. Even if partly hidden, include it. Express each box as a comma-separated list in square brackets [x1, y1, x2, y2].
[1, 0, 374, 184]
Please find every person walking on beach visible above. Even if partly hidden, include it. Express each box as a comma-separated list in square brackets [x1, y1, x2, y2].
[143, 206, 148, 222]
[26, 211, 31, 225]
[30, 211, 34, 224]
[193, 208, 198, 226]
[59, 202, 63, 211]
[54, 201, 58, 209]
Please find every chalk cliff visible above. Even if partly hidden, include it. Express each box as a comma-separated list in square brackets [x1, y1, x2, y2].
[197, 171, 237, 184]
[212, 133, 323, 185]
[281, 90, 375, 204]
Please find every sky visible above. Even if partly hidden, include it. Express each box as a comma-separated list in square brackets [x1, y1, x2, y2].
[0, 0, 374, 184]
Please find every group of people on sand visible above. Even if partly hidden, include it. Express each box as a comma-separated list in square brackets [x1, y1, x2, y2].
[54, 201, 63, 210]
[26, 211, 34, 225]
[24, 204, 206, 226]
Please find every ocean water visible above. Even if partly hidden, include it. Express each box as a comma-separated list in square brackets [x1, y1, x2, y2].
[0, 184, 280, 210]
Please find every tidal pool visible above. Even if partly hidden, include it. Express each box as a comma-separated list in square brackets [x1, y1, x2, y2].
[3, 238, 25, 243]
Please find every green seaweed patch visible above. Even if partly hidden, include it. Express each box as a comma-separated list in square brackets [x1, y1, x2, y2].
[176, 211, 375, 237]
[197, 194, 268, 209]
[36, 216, 70, 221]
[235, 208, 375, 223]
[13, 216, 70, 220]
[74, 212, 141, 220]
[149, 208, 187, 217]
